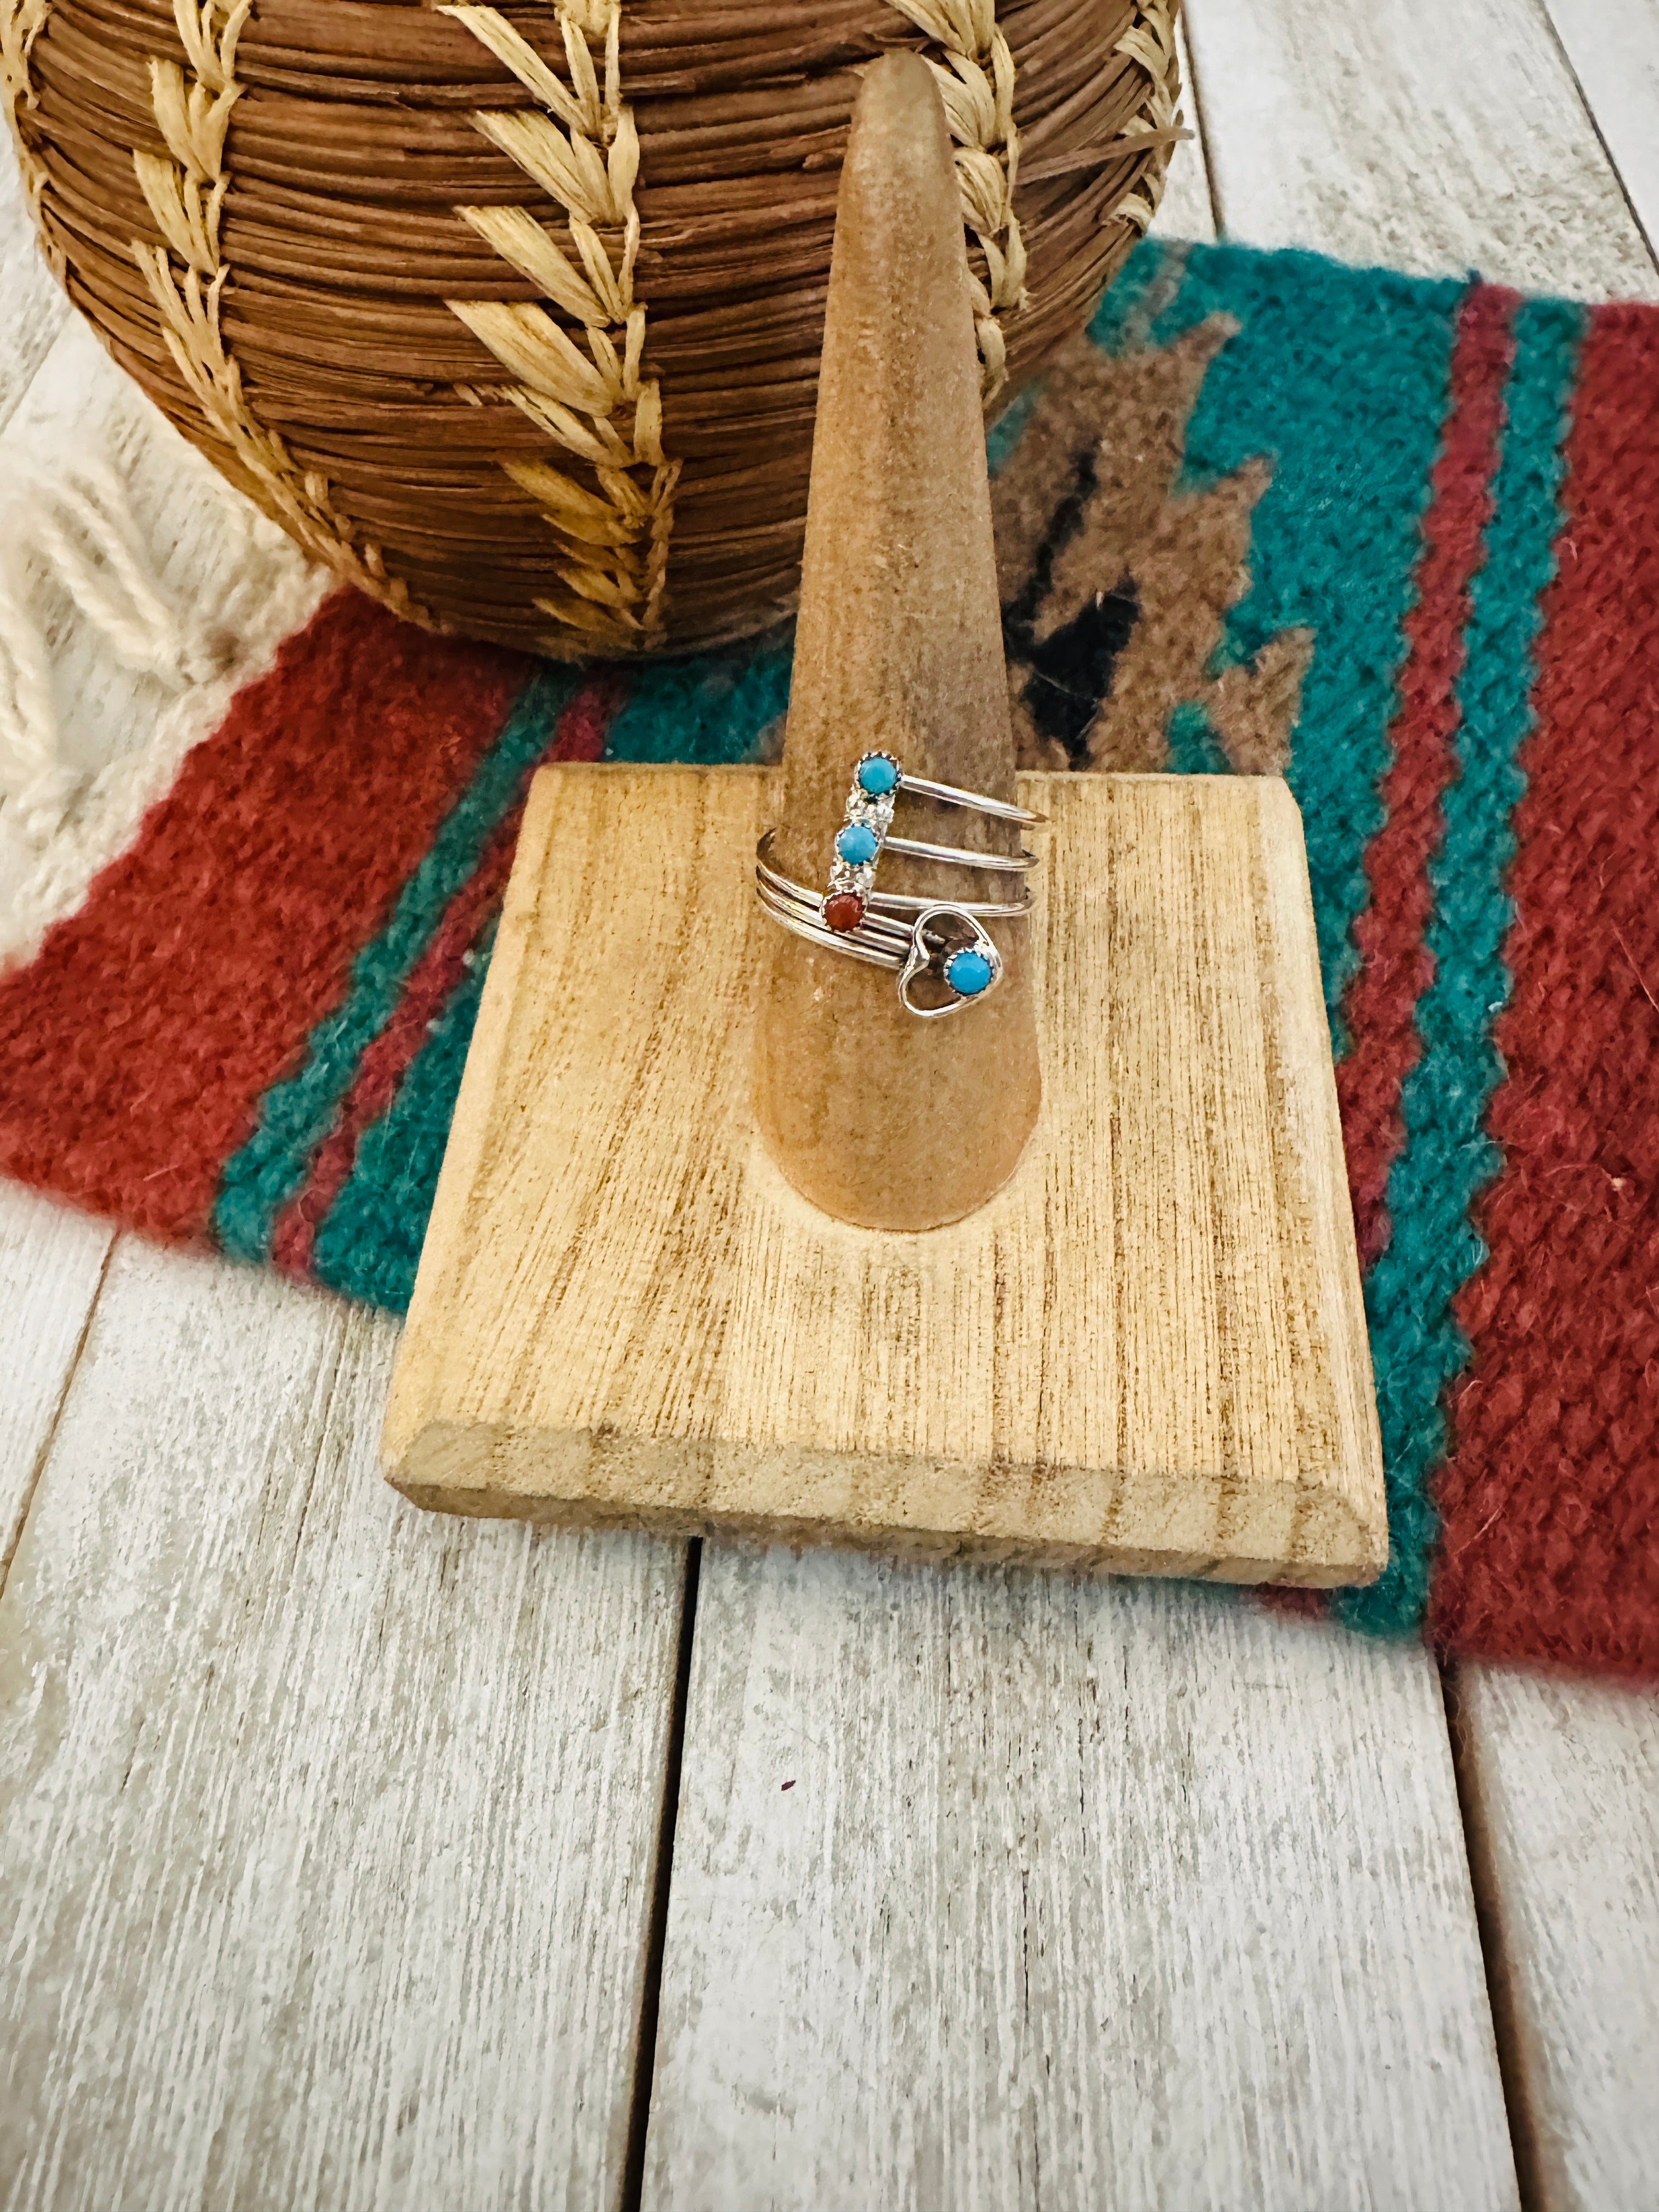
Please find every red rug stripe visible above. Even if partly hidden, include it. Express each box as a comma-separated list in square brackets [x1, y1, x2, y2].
[270, 672, 623, 1277]
[1336, 284, 1517, 1266]
[1433, 302, 1659, 1677]
[0, 592, 530, 1243]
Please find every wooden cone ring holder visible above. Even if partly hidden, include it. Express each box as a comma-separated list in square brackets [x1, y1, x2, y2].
[382, 59, 1388, 1588]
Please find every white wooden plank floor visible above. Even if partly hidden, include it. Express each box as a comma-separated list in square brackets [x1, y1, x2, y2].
[644, 1553, 1515, 2212]
[0, 168, 65, 440]
[1183, 0, 1659, 300]
[1, 1237, 687, 2211]
[1540, 0, 1659, 256]
[2, 2, 1656, 2206]
[0, 1189, 108, 1580]
[1451, 1662, 1659, 2212]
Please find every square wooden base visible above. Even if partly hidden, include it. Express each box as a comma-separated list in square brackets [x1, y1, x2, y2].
[382, 768, 1385, 1587]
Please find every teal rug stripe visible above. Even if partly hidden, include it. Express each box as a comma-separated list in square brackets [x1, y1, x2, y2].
[986, 383, 1041, 475]
[314, 629, 792, 1306]
[603, 637, 792, 763]
[1165, 699, 1232, 775]
[1338, 294, 1585, 1637]
[1099, 240, 1466, 1049]
[311, 918, 497, 1311]
[213, 665, 577, 1265]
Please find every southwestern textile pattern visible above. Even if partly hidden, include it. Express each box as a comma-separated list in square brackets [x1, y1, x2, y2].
[2, 239, 1655, 1677]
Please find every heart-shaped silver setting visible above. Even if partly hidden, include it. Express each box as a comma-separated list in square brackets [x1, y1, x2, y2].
[898, 905, 1005, 1019]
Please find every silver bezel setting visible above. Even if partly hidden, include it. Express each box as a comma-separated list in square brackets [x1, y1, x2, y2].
[900, 907, 1006, 1019]
[758, 748, 1043, 1018]
[821, 751, 901, 921]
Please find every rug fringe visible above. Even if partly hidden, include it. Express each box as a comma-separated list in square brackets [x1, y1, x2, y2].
[0, 459, 244, 844]
[0, 443, 331, 971]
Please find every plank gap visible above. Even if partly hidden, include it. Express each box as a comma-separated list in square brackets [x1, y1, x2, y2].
[0, 1242, 686, 2203]
[642, 1553, 1520, 2210]
[1176, 3, 1227, 241]
[1442, 1657, 1547, 2212]
[1530, 0, 1659, 273]
[1180, 0, 1659, 296]
[0, 1223, 114, 1600]
[622, 1536, 703, 2212]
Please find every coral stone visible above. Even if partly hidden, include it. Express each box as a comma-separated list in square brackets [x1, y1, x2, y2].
[857, 754, 900, 796]
[823, 892, 866, 934]
[836, 822, 880, 866]
[945, 948, 994, 997]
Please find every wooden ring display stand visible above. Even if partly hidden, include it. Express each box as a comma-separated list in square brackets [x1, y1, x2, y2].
[382, 58, 1387, 1589]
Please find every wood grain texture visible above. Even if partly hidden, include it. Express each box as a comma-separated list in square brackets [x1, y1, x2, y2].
[0, 1186, 110, 1587]
[755, 55, 1041, 1232]
[1453, 1663, 1659, 2212]
[643, 1545, 1520, 2212]
[385, 764, 1385, 1585]
[1181, 0, 1659, 298]
[1541, 0, 1659, 256]
[0, 1237, 684, 2212]
[0, 146, 65, 439]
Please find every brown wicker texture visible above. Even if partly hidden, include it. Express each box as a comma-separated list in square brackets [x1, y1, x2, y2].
[2, 0, 1181, 657]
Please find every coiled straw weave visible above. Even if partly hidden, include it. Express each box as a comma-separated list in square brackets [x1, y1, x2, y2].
[4, 0, 1181, 657]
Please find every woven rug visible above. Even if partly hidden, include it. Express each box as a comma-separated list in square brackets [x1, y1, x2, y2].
[2, 238, 1655, 1680]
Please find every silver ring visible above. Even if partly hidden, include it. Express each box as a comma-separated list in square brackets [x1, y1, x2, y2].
[754, 749, 1042, 1018]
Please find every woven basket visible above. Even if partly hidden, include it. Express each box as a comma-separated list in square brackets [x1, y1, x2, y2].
[3, 0, 1181, 658]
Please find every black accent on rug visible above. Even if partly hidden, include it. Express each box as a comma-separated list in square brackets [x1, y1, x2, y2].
[1002, 445, 1141, 768]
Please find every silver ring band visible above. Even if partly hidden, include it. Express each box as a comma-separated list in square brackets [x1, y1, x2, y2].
[754, 749, 1043, 1018]
[757, 870, 1019, 1020]
[887, 770, 1043, 827]
[755, 834, 1032, 920]
[882, 833, 1037, 874]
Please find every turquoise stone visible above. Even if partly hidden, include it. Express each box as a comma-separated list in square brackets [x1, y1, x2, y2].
[857, 754, 900, 795]
[836, 822, 879, 866]
[945, 948, 994, 997]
